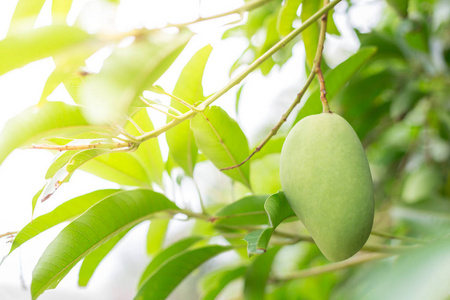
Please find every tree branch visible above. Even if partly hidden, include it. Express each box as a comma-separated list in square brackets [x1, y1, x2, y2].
[136, 0, 343, 144]
[221, 0, 335, 171]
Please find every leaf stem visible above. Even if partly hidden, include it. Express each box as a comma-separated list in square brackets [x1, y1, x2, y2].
[0, 231, 18, 239]
[371, 230, 427, 244]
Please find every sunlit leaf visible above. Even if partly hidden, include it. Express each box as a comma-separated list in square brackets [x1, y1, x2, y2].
[138, 236, 203, 288]
[294, 47, 377, 124]
[78, 229, 129, 287]
[125, 109, 164, 185]
[52, 0, 74, 22]
[277, 0, 302, 36]
[135, 245, 232, 300]
[80, 30, 192, 125]
[201, 265, 247, 300]
[250, 154, 282, 194]
[235, 84, 244, 115]
[191, 106, 251, 188]
[0, 101, 88, 165]
[214, 195, 268, 226]
[258, 16, 279, 75]
[81, 152, 151, 187]
[327, 10, 340, 36]
[8, 0, 46, 34]
[244, 246, 281, 300]
[10, 189, 119, 253]
[0, 25, 95, 76]
[166, 45, 212, 176]
[31, 189, 179, 300]
[31, 186, 45, 216]
[146, 219, 170, 255]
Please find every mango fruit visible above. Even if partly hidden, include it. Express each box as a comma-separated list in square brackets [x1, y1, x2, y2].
[280, 113, 374, 261]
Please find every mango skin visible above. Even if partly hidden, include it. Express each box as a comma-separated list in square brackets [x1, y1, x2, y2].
[280, 113, 374, 261]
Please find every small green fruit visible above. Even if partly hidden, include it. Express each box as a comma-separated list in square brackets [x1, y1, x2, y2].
[280, 113, 374, 261]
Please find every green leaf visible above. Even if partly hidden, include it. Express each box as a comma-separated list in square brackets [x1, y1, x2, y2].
[125, 109, 164, 185]
[277, 0, 302, 36]
[10, 189, 119, 253]
[31, 189, 179, 300]
[78, 229, 129, 287]
[252, 136, 285, 161]
[8, 0, 46, 34]
[250, 154, 282, 194]
[80, 31, 192, 125]
[258, 16, 279, 75]
[31, 186, 45, 216]
[244, 192, 295, 256]
[52, 0, 74, 22]
[387, 0, 409, 17]
[300, 0, 320, 69]
[165, 45, 212, 176]
[146, 219, 170, 255]
[191, 106, 251, 188]
[0, 25, 94, 76]
[214, 195, 268, 226]
[201, 265, 247, 300]
[138, 236, 203, 288]
[244, 246, 281, 300]
[235, 84, 244, 115]
[0, 101, 88, 165]
[327, 10, 340, 36]
[293, 47, 377, 124]
[80, 152, 151, 187]
[135, 245, 232, 300]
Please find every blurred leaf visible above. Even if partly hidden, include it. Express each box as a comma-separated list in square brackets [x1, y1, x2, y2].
[125, 109, 164, 185]
[166, 45, 212, 176]
[300, 0, 320, 69]
[244, 246, 281, 300]
[138, 236, 203, 288]
[81, 152, 151, 187]
[80, 31, 192, 124]
[146, 219, 170, 255]
[244, 192, 295, 256]
[31, 186, 45, 216]
[135, 245, 233, 300]
[78, 229, 129, 287]
[250, 154, 282, 194]
[402, 165, 442, 203]
[31, 189, 179, 300]
[294, 47, 377, 124]
[277, 0, 302, 36]
[235, 84, 244, 115]
[0, 25, 94, 76]
[8, 0, 46, 34]
[10, 189, 119, 253]
[191, 106, 251, 188]
[327, 10, 340, 36]
[52, 0, 74, 22]
[258, 16, 279, 75]
[201, 265, 247, 300]
[404, 19, 429, 52]
[0, 101, 88, 165]
[387, 0, 409, 18]
[214, 195, 268, 226]
[359, 32, 405, 60]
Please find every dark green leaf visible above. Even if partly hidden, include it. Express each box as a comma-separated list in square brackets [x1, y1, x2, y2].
[166, 45, 212, 176]
[80, 31, 191, 124]
[78, 229, 129, 287]
[0, 101, 88, 165]
[135, 245, 232, 300]
[244, 246, 281, 300]
[11, 189, 119, 253]
[31, 189, 179, 300]
[387, 0, 409, 17]
[191, 106, 251, 188]
[293, 47, 377, 124]
[138, 236, 203, 288]
[201, 265, 247, 300]
[0, 25, 94, 76]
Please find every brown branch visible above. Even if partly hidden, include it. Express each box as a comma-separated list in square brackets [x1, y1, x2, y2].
[0, 231, 18, 239]
[315, 4, 331, 113]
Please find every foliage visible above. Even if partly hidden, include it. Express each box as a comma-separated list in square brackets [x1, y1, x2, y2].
[0, 0, 449, 299]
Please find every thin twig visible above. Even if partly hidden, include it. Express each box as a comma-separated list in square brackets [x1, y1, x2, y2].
[30, 141, 133, 151]
[140, 96, 183, 116]
[315, 0, 331, 113]
[152, 88, 204, 113]
[371, 230, 427, 244]
[272, 253, 391, 282]
[0, 231, 18, 239]
[221, 0, 336, 171]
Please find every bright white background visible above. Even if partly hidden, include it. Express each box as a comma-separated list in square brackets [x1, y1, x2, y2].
[0, 0, 383, 299]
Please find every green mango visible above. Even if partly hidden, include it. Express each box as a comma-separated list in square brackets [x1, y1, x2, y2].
[280, 113, 374, 261]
